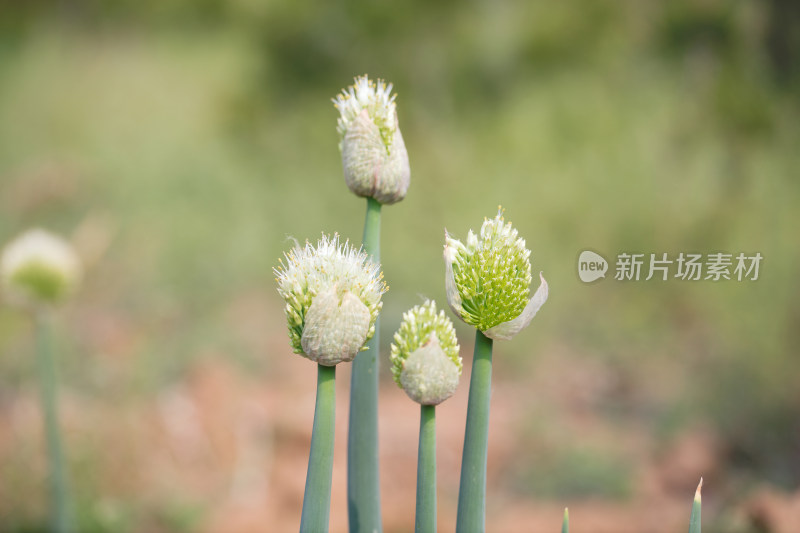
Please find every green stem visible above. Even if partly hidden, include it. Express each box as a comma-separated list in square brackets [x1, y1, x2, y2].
[347, 197, 383, 532]
[300, 364, 336, 533]
[456, 329, 493, 533]
[415, 405, 436, 533]
[35, 312, 73, 533]
[562, 508, 569, 533]
[688, 479, 702, 533]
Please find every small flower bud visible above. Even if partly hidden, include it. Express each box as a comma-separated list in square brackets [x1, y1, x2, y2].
[333, 75, 410, 205]
[1, 229, 82, 309]
[275, 234, 387, 366]
[443, 208, 548, 340]
[390, 300, 461, 405]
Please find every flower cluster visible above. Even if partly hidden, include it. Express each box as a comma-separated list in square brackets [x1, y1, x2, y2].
[333, 75, 410, 205]
[274, 234, 387, 366]
[390, 300, 461, 405]
[1, 229, 82, 309]
[334, 75, 398, 149]
[444, 209, 548, 340]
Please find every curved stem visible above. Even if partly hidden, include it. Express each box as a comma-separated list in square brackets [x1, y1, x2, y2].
[347, 197, 383, 532]
[300, 364, 336, 533]
[456, 329, 493, 533]
[415, 405, 436, 533]
[35, 312, 73, 533]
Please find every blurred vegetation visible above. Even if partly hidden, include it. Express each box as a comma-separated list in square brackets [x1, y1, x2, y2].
[0, 0, 798, 531]
[511, 445, 633, 500]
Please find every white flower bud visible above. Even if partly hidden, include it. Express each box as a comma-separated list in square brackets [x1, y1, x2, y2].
[274, 234, 387, 365]
[333, 75, 410, 205]
[1, 229, 81, 309]
[400, 337, 461, 406]
[301, 286, 371, 366]
[391, 300, 461, 405]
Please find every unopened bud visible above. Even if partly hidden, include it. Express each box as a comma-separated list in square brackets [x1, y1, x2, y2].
[1, 229, 81, 309]
[333, 75, 410, 204]
[301, 286, 371, 366]
[391, 300, 461, 405]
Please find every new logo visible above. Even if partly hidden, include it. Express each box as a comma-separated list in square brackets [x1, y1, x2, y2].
[578, 250, 608, 283]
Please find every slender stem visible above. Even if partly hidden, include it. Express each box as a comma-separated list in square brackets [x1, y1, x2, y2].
[347, 197, 382, 532]
[456, 329, 494, 533]
[415, 405, 436, 533]
[35, 311, 73, 533]
[300, 364, 337, 533]
[562, 508, 569, 533]
[688, 478, 702, 533]
[361, 197, 382, 261]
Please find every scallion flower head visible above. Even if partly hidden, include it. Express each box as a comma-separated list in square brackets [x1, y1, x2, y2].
[390, 300, 461, 405]
[333, 75, 410, 205]
[1, 229, 82, 309]
[444, 208, 548, 340]
[275, 234, 387, 366]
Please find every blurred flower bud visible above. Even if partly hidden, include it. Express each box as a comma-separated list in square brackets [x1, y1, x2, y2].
[390, 300, 461, 405]
[1, 229, 82, 309]
[333, 75, 410, 205]
[444, 208, 548, 340]
[275, 234, 387, 366]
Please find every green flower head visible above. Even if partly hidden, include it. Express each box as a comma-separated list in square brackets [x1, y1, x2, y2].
[1, 229, 82, 309]
[444, 208, 548, 340]
[333, 75, 410, 205]
[390, 300, 461, 405]
[274, 234, 387, 366]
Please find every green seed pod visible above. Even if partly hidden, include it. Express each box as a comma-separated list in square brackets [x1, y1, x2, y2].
[390, 300, 461, 405]
[333, 75, 410, 205]
[275, 234, 387, 366]
[444, 208, 548, 340]
[1, 229, 82, 309]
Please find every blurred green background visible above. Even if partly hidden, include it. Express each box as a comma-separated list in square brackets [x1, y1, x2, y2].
[1, 0, 798, 531]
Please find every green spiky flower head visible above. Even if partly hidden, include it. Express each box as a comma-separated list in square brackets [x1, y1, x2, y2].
[390, 300, 461, 405]
[275, 234, 387, 366]
[1, 229, 82, 309]
[444, 208, 548, 340]
[333, 75, 410, 205]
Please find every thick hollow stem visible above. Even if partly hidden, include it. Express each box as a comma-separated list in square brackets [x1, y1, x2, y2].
[35, 312, 73, 533]
[300, 364, 337, 533]
[456, 329, 493, 533]
[347, 197, 383, 532]
[415, 404, 436, 533]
